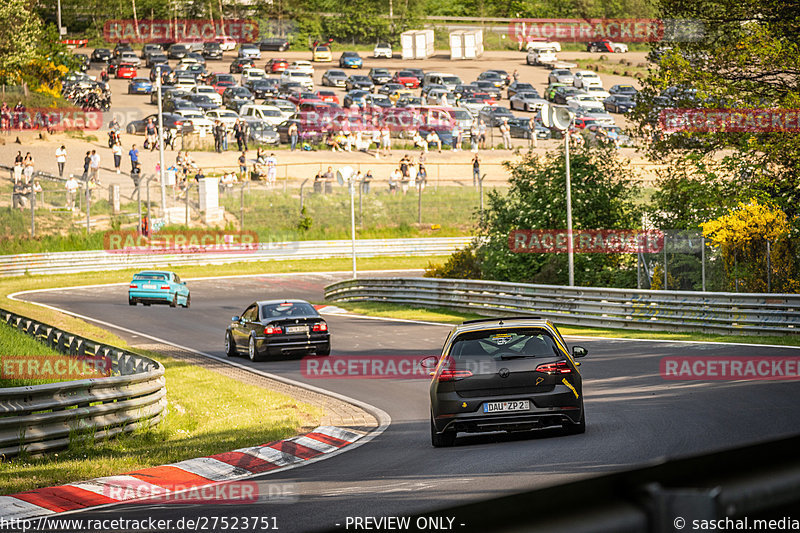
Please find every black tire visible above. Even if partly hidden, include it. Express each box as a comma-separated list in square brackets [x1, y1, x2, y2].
[225, 332, 237, 357]
[170, 293, 177, 308]
[431, 416, 456, 447]
[248, 334, 264, 362]
[183, 294, 191, 308]
[143, 303, 151, 306]
[128, 299, 136, 306]
[564, 400, 586, 435]
[316, 343, 330, 356]
[126, 124, 135, 134]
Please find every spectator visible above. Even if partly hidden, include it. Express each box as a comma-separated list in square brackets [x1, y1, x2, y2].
[381, 125, 391, 155]
[399, 155, 409, 178]
[194, 168, 205, 182]
[31, 179, 42, 202]
[82, 151, 91, 179]
[266, 153, 277, 185]
[213, 121, 223, 153]
[65, 175, 79, 210]
[89, 149, 100, 182]
[288, 121, 299, 151]
[234, 120, 248, 152]
[407, 158, 417, 188]
[12, 180, 29, 209]
[528, 117, 538, 149]
[362, 170, 373, 194]
[163, 128, 175, 150]
[500, 118, 512, 149]
[313, 171, 323, 193]
[129, 144, 140, 172]
[470, 122, 479, 152]
[472, 154, 480, 187]
[55, 145, 67, 178]
[607, 127, 620, 149]
[145, 118, 157, 151]
[512, 69, 519, 82]
[426, 130, 442, 152]
[389, 168, 401, 194]
[112, 141, 122, 173]
[13, 151, 23, 182]
[108, 117, 121, 133]
[219, 123, 228, 151]
[23, 152, 34, 182]
[452, 123, 461, 151]
[322, 166, 334, 194]
[412, 131, 427, 152]
[478, 120, 487, 150]
[418, 164, 427, 190]
[238, 152, 247, 178]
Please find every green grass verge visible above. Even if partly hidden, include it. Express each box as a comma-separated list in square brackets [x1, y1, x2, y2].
[333, 301, 800, 347]
[0, 349, 322, 494]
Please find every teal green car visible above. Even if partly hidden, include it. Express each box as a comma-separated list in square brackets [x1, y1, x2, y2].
[128, 270, 190, 308]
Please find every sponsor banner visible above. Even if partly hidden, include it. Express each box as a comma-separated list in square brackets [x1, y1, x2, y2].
[104, 19, 259, 44]
[660, 108, 800, 133]
[104, 230, 260, 254]
[294, 106, 456, 134]
[0, 108, 103, 131]
[661, 357, 800, 381]
[509, 18, 665, 43]
[302, 355, 499, 379]
[101, 481, 295, 504]
[509, 229, 664, 254]
[1, 354, 112, 380]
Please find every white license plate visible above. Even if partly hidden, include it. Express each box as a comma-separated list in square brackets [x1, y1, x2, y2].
[143, 284, 157, 289]
[286, 325, 308, 334]
[483, 400, 530, 413]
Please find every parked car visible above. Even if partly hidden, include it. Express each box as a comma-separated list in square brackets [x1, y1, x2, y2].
[477, 71, 505, 88]
[288, 61, 314, 75]
[548, 69, 574, 85]
[128, 271, 190, 308]
[345, 74, 374, 92]
[510, 92, 547, 112]
[115, 64, 137, 79]
[369, 68, 392, 85]
[587, 39, 628, 53]
[392, 70, 421, 89]
[552, 86, 583, 105]
[238, 44, 261, 60]
[322, 69, 348, 87]
[167, 43, 190, 60]
[113, 42, 134, 59]
[316, 90, 339, 104]
[312, 45, 332, 62]
[373, 42, 392, 59]
[343, 90, 369, 108]
[507, 82, 537, 99]
[146, 52, 168, 68]
[174, 109, 215, 134]
[191, 85, 223, 106]
[508, 117, 551, 139]
[339, 51, 363, 69]
[204, 108, 240, 131]
[263, 99, 297, 119]
[609, 84, 639, 96]
[258, 38, 290, 52]
[91, 48, 113, 63]
[222, 86, 255, 111]
[127, 77, 153, 94]
[248, 122, 280, 145]
[126, 113, 192, 135]
[478, 105, 515, 127]
[214, 36, 237, 51]
[141, 44, 162, 59]
[229, 58, 255, 74]
[239, 104, 285, 127]
[202, 42, 223, 60]
[603, 94, 636, 113]
[248, 78, 280, 99]
[149, 64, 172, 83]
[186, 93, 220, 111]
[119, 51, 141, 67]
[566, 93, 605, 111]
[280, 70, 314, 91]
[526, 47, 557, 66]
[266, 58, 289, 73]
[584, 86, 611, 100]
[241, 67, 268, 85]
[573, 70, 604, 89]
[208, 72, 237, 94]
[364, 93, 392, 108]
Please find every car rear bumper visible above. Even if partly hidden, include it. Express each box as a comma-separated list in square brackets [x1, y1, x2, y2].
[256, 335, 330, 356]
[128, 290, 172, 304]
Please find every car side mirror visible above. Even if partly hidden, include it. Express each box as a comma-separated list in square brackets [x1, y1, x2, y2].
[420, 355, 439, 375]
[231, 316, 240, 322]
[572, 346, 588, 358]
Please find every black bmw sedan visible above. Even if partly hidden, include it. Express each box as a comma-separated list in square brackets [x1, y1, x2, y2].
[226, 300, 330, 361]
[427, 317, 587, 447]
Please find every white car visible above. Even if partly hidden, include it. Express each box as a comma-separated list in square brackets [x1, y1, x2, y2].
[526, 47, 557, 66]
[573, 70, 604, 89]
[241, 67, 267, 85]
[288, 61, 314, 75]
[119, 51, 141, 67]
[280, 70, 314, 90]
[373, 43, 392, 58]
[238, 44, 261, 60]
[191, 85, 223, 105]
[215, 36, 237, 51]
[584, 86, 611, 100]
[174, 109, 214, 135]
[262, 99, 297, 120]
[238, 104, 285, 126]
[526, 39, 561, 52]
[174, 76, 197, 89]
[204, 108, 239, 130]
[177, 57, 200, 67]
[566, 93, 605, 111]
[460, 98, 493, 117]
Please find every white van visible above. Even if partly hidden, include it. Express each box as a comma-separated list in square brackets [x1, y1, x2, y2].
[526, 47, 557, 66]
[239, 104, 285, 127]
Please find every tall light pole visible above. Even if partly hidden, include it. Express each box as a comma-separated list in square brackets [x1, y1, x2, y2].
[337, 166, 357, 279]
[57, 0, 63, 35]
[155, 74, 167, 216]
[565, 117, 574, 286]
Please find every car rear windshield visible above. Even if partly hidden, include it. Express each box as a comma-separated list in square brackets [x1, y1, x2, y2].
[133, 274, 168, 281]
[449, 329, 562, 360]
[260, 302, 317, 318]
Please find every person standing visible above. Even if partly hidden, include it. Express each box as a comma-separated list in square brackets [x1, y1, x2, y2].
[288, 121, 298, 151]
[13, 151, 23, 183]
[500, 118, 512, 149]
[470, 122, 479, 152]
[381, 124, 391, 155]
[478, 120, 487, 150]
[55, 145, 67, 178]
[213, 121, 223, 153]
[265, 153, 277, 186]
[452, 123, 461, 151]
[112, 141, 122, 173]
[89, 149, 100, 182]
[65, 175, 79, 210]
[22, 152, 34, 182]
[472, 154, 480, 187]
[129, 144, 139, 173]
[238, 151, 247, 179]
[82, 151, 91, 179]
[417, 163, 427, 190]
[528, 116, 538, 149]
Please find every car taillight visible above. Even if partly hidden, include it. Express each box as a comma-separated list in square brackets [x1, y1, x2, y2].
[313, 322, 328, 332]
[160, 285, 169, 289]
[437, 369, 473, 381]
[129, 284, 137, 288]
[535, 360, 572, 374]
[264, 325, 283, 335]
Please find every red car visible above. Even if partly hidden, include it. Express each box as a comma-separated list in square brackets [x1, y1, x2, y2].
[572, 117, 599, 129]
[392, 70, 420, 89]
[267, 58, 289, 73]
[316, 90, 339, 104]
[288, 91, 322, 105]
[116, 64, 137, 79]
[209, 73, 237, 95]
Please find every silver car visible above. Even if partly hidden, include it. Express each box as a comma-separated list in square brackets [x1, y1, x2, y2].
[510, 92, 548, 112]
[548, 69, 574, 85]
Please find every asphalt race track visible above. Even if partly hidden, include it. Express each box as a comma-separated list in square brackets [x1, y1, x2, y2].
[18, 272, 800, 532]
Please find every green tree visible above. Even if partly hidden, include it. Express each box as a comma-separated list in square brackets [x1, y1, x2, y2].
[477, 144, 642, 286]
[0, 0, 44, 82]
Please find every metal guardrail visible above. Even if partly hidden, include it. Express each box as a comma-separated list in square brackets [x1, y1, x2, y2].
[324, 277, 800, 335]
[0, 238, 471, 277]
[0, 308, 166, 457]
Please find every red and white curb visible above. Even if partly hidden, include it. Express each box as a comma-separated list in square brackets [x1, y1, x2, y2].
[0, 426, 362, 521]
